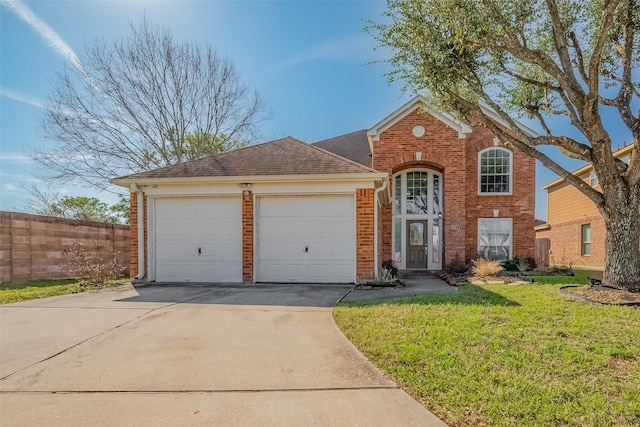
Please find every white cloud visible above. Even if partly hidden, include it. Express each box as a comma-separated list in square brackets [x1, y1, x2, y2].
[1, 182, 19, 192]
[269, 37, 372, 75]
[1, 0, 83, 73]
[0, 86, 44, 108]
[0, 153, 31, 162]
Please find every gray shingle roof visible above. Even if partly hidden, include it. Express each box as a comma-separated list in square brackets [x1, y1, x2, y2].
[115, 136, 378, 180]
[312, 129, 372, 168]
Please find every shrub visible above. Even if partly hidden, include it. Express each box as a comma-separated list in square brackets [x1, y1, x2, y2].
[471, 258, 504, 278]
[445, 254, 469, 274]
[61, 240, 125, 290]
[504, 256, 537, 272]
[381, 260, 399, 278]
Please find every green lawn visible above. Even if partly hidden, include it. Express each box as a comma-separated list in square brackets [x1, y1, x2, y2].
[0, 279, 126, 304]
[530, 268, 603, 285]
[334, 283, 640, 427]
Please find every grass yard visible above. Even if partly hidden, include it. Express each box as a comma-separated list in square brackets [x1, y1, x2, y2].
[0, 279, 126, 304]
[334, 283, 640, 427]
[530, 268, 603, 285]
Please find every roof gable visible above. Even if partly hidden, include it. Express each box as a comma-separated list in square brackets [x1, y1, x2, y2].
[113, 136, 379, 182]
[367, 96, 473, 141]
[366, 95, 539, 142]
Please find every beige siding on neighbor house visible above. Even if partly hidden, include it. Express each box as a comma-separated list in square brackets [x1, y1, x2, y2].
[547, 174, 599, 225]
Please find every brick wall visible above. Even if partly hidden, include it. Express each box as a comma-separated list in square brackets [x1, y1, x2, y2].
[128, 192, 147, 279]
[242, 190, 254, 283]
[356, 188, 375, 279]
[463, 127, 536, 261]
[536, 217, 606, 269]
[0, 211, 130, 283]
[371, 108, 535, 268]
[373, 109, 467, 267]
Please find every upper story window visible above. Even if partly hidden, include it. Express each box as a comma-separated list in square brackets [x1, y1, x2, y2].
[479, 148, 512, 195]
[589, 171, 598, 187]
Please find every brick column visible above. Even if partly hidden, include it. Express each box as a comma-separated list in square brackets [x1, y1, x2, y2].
[356, 188, 375, 280]
[129, 192, 147, 280]
[242, 191, 254, 283]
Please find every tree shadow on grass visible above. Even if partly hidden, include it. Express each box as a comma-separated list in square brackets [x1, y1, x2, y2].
[340, 284, 520, 307]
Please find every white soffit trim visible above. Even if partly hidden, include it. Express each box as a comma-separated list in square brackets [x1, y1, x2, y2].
[367, 95, 473, 142]
[110, 172, 388, 187]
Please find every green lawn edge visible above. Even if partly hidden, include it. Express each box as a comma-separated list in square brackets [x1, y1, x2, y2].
[334, 283, 640, 427]
[0, 278, 128, 305]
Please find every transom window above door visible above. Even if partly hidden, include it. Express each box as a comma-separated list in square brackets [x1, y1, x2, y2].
[394, 170, 442, 216]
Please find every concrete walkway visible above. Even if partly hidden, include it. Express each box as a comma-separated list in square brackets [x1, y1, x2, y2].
[0, 283, 447, 426]
[343, 272, 457, 302]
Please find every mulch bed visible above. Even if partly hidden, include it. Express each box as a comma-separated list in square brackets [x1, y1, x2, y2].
[560, 285, 640, 306]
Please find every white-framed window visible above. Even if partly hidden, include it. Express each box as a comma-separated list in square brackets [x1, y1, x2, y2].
[589, 171, 598, 187]
[478, 147, 512, 195]
[391, 169, 443, 269]
[478, 218, 512, 261]
[581, 224, 591, 256]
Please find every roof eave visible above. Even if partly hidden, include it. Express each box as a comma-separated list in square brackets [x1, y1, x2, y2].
[541, 144, 635, 190]
[110, 172, 389, 188]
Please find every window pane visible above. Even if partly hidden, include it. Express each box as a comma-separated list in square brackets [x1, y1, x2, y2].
[394, 175, 402, 215]
[394, 218, 402, 261]
[478, 218, 512, 261]
[432, 174, 440, 214]
[406, 172, 429, 214]
[432, 218, 440, 263]
[479, 149, 511, 194]
[581, 224, 591, 255]
[409, 222, 424, 246]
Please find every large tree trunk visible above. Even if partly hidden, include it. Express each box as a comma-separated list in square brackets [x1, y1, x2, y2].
[602, 194, 640, 292]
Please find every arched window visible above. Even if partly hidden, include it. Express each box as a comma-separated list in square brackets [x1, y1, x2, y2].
[478, 148, 512, 194]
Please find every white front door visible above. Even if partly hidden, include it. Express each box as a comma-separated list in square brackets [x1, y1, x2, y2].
[257, 195, 356, 283]
[153, 197, 242, 282]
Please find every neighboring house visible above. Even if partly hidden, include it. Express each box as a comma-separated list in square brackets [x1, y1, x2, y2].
[112, 96, 536, 284]
[536, 144, 634, 269]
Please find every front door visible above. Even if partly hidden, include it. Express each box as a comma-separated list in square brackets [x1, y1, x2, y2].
[406, 220, 427, 269]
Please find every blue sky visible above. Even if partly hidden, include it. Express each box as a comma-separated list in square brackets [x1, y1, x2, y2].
[0, 1, 630, 219]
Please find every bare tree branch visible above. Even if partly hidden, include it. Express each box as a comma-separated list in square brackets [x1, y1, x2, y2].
[32, 18, 271, 191]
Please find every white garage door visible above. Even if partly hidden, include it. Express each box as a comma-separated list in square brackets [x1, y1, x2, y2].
[153, 197, 242, 282]
[257, 195, 356, 283]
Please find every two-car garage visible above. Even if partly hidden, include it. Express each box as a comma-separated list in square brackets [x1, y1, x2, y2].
[150, 195, 356, 283]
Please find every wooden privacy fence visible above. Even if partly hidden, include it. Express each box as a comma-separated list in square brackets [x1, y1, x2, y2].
[0, 211, 130, 283]
[535, 238, 550, 269]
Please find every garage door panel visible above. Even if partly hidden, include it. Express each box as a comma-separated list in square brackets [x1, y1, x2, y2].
[154, 197, 242, 283]
[257, 196, 356, 283]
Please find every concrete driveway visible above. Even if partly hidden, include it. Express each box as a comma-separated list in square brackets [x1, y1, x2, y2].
[0, 283, 446, 426]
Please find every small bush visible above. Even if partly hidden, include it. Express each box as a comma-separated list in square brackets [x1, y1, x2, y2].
[472, 258, 504, 278]
[381, 260, 399, 278]
[445, 254, 468, 274]
[61, 240, 125, 290]
[504, 256, 536, 272]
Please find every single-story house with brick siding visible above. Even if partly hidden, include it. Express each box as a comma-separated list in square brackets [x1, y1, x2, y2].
[111, 96, 536, 284]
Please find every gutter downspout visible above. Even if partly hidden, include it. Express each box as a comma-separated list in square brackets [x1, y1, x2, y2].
[130, 183, 145, 281]
[373, 176, 389, 280]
